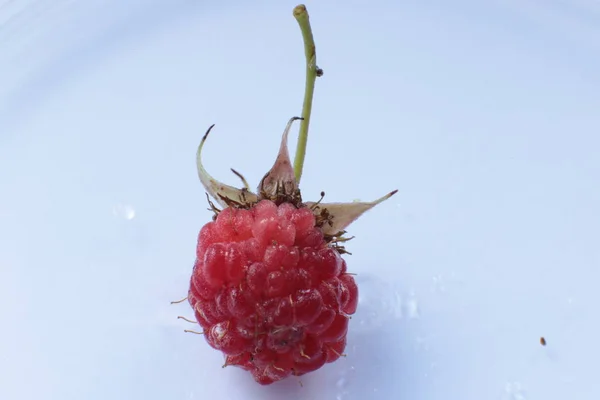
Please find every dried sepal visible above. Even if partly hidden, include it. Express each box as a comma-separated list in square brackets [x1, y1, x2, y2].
[307, 190, 398, 236]
[196, 124, 258, 208]
[258, 117, 303, 205]
[230, 168, 250, 191]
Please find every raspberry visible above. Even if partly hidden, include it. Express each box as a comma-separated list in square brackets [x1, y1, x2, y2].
[185, 116, 396, 385]
[190, 201, 357, 372]
[181, 5, 396, 385]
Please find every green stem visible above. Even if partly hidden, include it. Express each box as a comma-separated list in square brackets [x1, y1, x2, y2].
[293, 4, 319, 184]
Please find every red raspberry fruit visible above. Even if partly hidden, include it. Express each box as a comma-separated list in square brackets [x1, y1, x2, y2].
[188, 117, 396, 385]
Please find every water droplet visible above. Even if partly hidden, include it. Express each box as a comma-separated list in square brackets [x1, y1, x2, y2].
[353, 274, 402, 333]
[392, 291, 403, 318]
[406, 292, 419, 319]
[414, 335, 429, 351]
[113, 203, 136, 220]
[335, 365, 354, 400]
[432, 274, 445, 292]
[335, 377, 349, 399]
[504, 382, 526, 400]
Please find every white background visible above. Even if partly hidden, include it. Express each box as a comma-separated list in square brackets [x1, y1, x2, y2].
[1, 1, 599, 399]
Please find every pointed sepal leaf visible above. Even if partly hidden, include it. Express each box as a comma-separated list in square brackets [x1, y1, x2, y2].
[307, 190, 398, 235]
[258, 117, 303, 204]
[196, 124, 258, 208]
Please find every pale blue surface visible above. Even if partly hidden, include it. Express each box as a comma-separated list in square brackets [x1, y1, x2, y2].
[1, 1, 599, 399]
